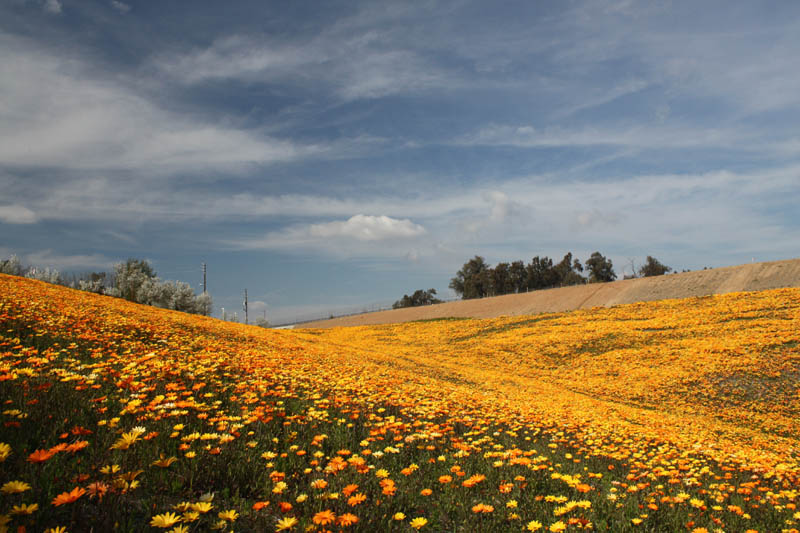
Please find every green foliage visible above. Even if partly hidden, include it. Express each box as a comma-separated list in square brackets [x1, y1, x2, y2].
[449, 256, 491, 299]
[114, 258, 157, 302]
[0, 254, 22, 276]
[639, 255, 672, 277]
[585, 252, 617, 283]
[451, 253, 588, 300]
[393, 288, 443, 309]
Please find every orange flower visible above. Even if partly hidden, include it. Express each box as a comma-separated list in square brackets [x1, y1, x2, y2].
[52, 486, 87, 506]
[278, 502, 293, 513]
[438, 475, 452, 484]
[313, 509, 336, 525]
[65, 440, 90, 453]
[420, 488, 432, 496]
[342, 484, 359, 496]
[27, 448, 56, 463]
[336, 513, 359, 527]
[471, 503, 494, 513]
[462, 474, 486, 487]
[347, 493, 366, 506]
[252, 501, 269, 511]
[49, 443, 68, 454]
[86, 482, 108, 500]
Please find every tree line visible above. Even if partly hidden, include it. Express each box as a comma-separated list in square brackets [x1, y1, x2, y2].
[393, 288, 442, 309]
[0, 255, 212, 316]
[448, 253, 671, 300]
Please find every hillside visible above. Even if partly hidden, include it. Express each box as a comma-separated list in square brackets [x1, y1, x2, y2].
[301, 257, 800, 328]
[1, 274, 800, 531]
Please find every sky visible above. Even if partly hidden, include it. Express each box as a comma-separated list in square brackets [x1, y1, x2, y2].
[2, 0, 800, 324]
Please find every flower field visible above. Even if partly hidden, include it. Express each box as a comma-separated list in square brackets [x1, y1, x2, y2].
[1, 273, 799, 532]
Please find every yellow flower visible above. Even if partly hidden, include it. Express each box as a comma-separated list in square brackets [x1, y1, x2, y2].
[190, 501, 213, 513]
[689, 498, 705, 508]
[44, 528, 68, 533]
[150, 512, 181, 528]
[393, 512, 406, 521]
[1, 481, 31, 494]
[410, 517, 428, 529]
[218, 509, 239, 522]
[100, 464, 120, 475]
[549, 521, 566, 532]
[631, 518, 643, 525]
[151, 455, 178, 468]
[0, 443, 11, 462]
[181, 511, 199, 522]
[275, 516, 298, 531]
[168, 526, 189, 533]
[110, 431, 140, 450]
[10, 503, 39, 515]
[527, 520, 543, 531]
[506, 499, 518, 508]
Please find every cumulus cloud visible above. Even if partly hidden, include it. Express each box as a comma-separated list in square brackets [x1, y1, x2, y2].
[0, 205, 38, 224]
[232, 215, 427, 258]
[308, 215, 425, 241]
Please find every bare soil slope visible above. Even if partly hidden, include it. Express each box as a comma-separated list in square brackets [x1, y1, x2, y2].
[300, 258, 800, 328]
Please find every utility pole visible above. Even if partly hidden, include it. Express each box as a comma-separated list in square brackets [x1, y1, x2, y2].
[243, 289, 248, 325]
[202, 263, 207, 293]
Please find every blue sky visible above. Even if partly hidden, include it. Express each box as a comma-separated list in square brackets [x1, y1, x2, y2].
[2, 1, 800, 323]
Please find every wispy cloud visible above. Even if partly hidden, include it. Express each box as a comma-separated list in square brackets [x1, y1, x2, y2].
[24, 250, 114, 270]
[150, 9, 466, 101]
[454, 123, 751, 151]
[0, 34, 331, 173]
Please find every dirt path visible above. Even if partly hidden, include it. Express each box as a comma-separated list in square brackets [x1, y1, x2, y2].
[299, 258, 800, 329]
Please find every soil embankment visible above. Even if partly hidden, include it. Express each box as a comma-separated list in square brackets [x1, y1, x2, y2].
[300, 258, 800, 329]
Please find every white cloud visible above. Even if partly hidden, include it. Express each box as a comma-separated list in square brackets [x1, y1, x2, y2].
[24, 250, 114, 269]
[232, 215, 427, 258]
[462, 190, 527, 234]
[110, 0, 130, 13]
[0, 34, 329, 172]
[152, 21, 464, 101]
[0, 204, 38, 224]
[455, 122, 750, 151]
[308, 215, 425, 241]
[43, 0, 61, 14]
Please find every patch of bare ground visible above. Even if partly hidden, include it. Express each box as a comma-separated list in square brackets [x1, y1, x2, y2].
[300, 258, 800, 329]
